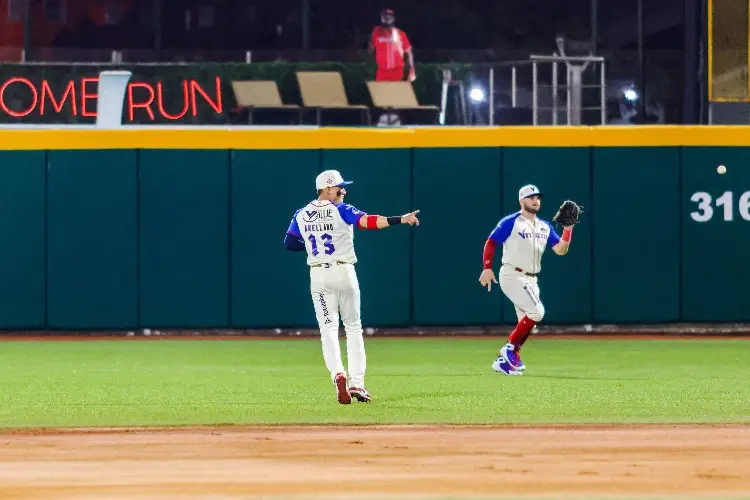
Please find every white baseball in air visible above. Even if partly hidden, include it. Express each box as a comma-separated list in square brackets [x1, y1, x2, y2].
[717, 165, 727, 174]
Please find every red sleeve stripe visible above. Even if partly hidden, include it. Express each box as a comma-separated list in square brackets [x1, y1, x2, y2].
[482, 238, 497, 269]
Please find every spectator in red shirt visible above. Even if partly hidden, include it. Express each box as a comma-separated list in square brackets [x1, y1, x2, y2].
[369, 9, 415, 126]
[369, 9, 416, 83]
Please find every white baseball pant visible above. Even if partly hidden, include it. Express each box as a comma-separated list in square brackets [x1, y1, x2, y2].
[309, 263, 366, 388]
[499, 265, 545, 323]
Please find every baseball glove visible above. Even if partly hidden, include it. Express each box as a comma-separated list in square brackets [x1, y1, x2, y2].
[552, 200, 583, 227]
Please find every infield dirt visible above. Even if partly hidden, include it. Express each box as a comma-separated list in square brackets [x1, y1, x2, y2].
[0, 424, 748, 499]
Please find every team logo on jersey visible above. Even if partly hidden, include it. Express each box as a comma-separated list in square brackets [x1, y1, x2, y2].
[304, 208, 334, 223]
[518, 231, 548, 240]
[319, 209, 334, 220]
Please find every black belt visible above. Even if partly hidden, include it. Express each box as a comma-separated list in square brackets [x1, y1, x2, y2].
[311, 261, 347, 268]
[513, 266, 537, 277]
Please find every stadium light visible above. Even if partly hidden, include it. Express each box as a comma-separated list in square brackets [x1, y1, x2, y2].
[469, 87, 485, 103]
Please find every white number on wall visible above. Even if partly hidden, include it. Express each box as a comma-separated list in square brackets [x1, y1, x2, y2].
[690, 192, 713, 222]
[715, 191, 734, 221]
[690, 191, 750, 222]
[740, 191, 750, 221]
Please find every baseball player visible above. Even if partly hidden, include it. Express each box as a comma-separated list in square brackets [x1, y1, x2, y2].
[284, 170, 420, 404]
[478, 185, 580, 375]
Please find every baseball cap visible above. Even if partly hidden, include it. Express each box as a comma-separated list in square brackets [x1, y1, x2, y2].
[518, 184, 543, 200]
[316, 170, 353, 190]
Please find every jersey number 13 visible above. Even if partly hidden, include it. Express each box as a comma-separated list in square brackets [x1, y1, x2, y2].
[308, 233, 335, 256]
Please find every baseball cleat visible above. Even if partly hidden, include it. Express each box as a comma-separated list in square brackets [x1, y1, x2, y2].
[334, 372, 352, 404]
[501, 342, 525, 371]
[349, 387, 371, 402]
[491, 354, 523, 375]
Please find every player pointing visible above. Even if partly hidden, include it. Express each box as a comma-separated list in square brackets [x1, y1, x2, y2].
[284, 170, 420, 404]
[478, 184, 581, 375]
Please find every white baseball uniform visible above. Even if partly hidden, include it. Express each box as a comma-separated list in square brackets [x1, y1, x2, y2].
[488, 187, 561, 324]
[285, 174, 367, 389]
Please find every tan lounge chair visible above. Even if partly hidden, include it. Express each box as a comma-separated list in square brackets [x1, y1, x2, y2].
[231, 80, 302, 124]
[366, 81, 439, 125]
[296, 71, 371, 125]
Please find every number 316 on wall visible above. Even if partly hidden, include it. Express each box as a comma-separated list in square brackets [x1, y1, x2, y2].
[690, 191, 750, 222]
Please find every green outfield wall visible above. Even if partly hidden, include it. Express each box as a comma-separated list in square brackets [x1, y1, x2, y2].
[0, 126, 747, 330]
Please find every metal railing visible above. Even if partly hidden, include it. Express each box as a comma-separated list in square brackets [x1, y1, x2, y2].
[459, 54, 606, 126]
[529, 54, 606, 125]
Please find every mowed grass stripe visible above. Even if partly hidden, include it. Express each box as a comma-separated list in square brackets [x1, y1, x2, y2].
[0, 338, 748, 428]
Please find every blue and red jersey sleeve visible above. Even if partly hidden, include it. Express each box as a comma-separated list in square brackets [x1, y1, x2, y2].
[336, 203, 366, 226]
[488, 212, 518, 244]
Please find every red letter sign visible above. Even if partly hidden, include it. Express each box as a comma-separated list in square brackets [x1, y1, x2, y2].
[80, 77, 99, 117]
[157, 81, 190, 120]
[190, 77, 222, 116]
[0, 77, 38, 117]
[41, 80, 77, 115]
[128, 82, 155, 121]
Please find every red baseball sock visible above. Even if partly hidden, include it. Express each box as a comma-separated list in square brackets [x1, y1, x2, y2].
[508, 316, 537, 346]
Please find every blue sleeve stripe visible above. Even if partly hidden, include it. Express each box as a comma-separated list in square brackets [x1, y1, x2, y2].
[287, 209, 302, 236]
[488, 212, 518, 244]
[336, 203, 365, 225]
[545, 220, 561, 248]
[284, 233, 306, 252]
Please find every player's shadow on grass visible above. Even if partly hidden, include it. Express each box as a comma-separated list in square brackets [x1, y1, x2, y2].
[378, 390, 468, 402]
[531, 374, 647, 381]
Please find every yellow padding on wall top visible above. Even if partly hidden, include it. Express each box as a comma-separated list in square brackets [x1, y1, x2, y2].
[3, 125, 750, 150]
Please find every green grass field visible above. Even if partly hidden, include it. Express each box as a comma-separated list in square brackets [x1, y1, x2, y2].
[1, 337, 748, 429]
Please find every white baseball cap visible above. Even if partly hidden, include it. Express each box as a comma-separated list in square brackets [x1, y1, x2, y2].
[316, 170, 353, 190]
[518, 184, 543, 200]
